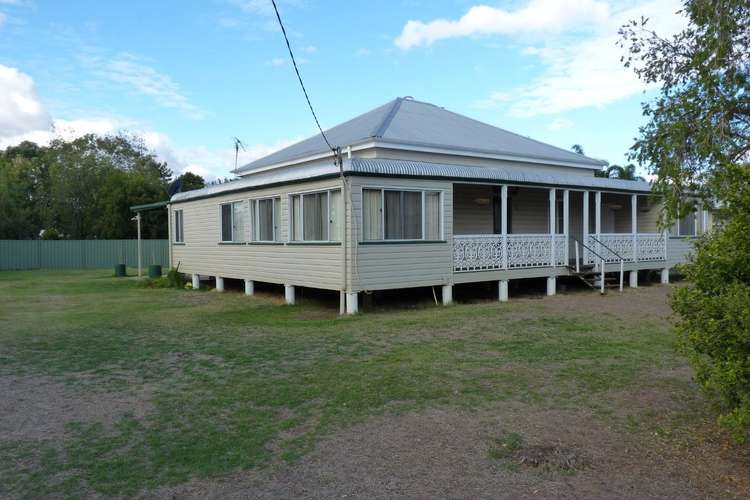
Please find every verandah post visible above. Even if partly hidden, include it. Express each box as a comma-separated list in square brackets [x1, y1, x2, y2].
[501, 185, 508, 270]
[563, 189, 569, 266]
[582, 191, 589, 264]
[549, 188, 556, 267]
[595, 191, 602, 271]
[632, 194, 638, 262]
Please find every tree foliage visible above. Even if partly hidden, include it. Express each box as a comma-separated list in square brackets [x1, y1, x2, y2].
[671, 164, 750, 442]
[605, 164, 645, 181]
[619, 0, 750, 222]
[176, 172, 205, 192]
[569, 145, 643, 180]
[0, 134, 171, 239]
[621, 0, 750, 441]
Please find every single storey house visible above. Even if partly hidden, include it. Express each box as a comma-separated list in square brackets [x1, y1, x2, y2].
[168, 97, 710, 313]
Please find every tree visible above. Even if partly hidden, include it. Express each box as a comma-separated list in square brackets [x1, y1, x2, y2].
[177, 172, 205, 192]
[0, 156, 37, 239]
[570, 144, 585, 155]
[0, 133, 171, 240]
[620, 0, 750, 441]
[605, 164, 645, 181]
[619, 0, 750, 222]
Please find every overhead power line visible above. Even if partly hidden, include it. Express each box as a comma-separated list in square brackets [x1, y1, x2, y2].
[270, 0, 335, 154]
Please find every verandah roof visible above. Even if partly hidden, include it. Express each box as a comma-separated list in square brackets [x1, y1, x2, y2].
[171, 158, 652, 203]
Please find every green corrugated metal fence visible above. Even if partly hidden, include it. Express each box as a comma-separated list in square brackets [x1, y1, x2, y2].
[0, 240, 169, 271]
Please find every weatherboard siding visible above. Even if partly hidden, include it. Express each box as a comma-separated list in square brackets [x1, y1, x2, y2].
[453, 184, 494, 235]
[667, 237, 695, 268]
[171, 178, 344, 290]
[370, 148, 596, 177]
[348, 176, 453, 292]
[170, 172, 692, 295]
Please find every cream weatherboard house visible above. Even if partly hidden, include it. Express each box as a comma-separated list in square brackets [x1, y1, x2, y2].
[168, 98, 708, 313]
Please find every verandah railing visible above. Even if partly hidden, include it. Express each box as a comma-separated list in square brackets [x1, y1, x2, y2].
[453, 234, 567, 272]
[453, 233, 667, 273]
[585, 233, 666, 264]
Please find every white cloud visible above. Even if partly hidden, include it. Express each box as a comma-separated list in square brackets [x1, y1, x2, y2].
[0, 116, 122, 150]
[228, 0, 276, 16]
[395, 0, 609, 50]
[82, 53, 203, 119]
[470, 0, 686, 117]
[473, 90, 513, 109]
[300, 45, 317, 53]
[0, 12, 6, 28]
[0, 65, 52, 137]
[228, 0, 305, 15]
[217, 17, 241, 28]
[547, 117, 573, 130]
[143, 134, 302, 180]
[0, 66, 297, 181]
[355, 48, 371, 57]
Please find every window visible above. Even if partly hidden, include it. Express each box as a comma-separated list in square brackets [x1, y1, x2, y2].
[672, 211, 697, 237]
[250, 197, 281, 241]
[174, 209, 184, 243]
[362, 188, 441, 241]
[289, 189, 341, 242]
[220, 201, 248, 242]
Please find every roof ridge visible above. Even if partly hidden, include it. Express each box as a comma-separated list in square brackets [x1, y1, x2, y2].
[370, 97, 403, 138]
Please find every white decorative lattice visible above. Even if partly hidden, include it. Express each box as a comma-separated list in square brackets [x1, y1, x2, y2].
[453, 235, 504, 272]
[597, 234, 635, 262]
[553, 234, 568, 267]
[636, 233, 666, 261]
[454, 234, 568, 273]
[586, 233, 666, 264]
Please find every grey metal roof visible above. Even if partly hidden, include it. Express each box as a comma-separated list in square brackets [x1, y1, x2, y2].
[171, 160, 340, 203]
[172, 157, 652, 203]
[236, 97, 607, 173]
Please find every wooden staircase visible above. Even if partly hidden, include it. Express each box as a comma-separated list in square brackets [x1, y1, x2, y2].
[569, 264, 619, 292]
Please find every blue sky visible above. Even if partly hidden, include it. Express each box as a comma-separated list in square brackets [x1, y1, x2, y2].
[0, 0, 686, 179]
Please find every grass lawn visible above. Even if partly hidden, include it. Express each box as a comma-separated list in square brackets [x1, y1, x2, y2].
[0, 270, 747, 498]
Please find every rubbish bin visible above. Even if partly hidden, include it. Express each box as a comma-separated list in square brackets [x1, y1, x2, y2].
[114, 264, 126, 277]
[148, 264, 162, 279]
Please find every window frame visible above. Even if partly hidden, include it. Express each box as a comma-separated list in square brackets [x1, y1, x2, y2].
[218, 199, 248, 243]
[672, 210, 698, 237]
[288, 188, 342, 243]
[173, 209, 184, 243]
[361, 186, 443, 242]
[249, 196, 281, 242]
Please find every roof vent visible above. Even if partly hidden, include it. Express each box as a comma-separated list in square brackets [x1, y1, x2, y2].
[403, 96, 414, 100]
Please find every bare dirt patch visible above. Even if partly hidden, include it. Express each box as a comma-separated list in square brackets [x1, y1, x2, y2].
[534, 283, 675, 324]
[157, 403, 742, 499]
[0, 374, 154, 441]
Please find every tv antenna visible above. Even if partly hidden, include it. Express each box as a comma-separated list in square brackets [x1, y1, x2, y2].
[232, 137, 246, 172]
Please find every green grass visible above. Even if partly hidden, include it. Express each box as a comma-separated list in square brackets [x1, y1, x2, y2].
[0, 270, 701, 498]
[489, 432, 525, 461]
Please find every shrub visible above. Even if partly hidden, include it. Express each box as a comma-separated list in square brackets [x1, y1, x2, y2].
[136, 267, 187, 290]
[671, 165, 750, 443]
[166, 267, 186, 288]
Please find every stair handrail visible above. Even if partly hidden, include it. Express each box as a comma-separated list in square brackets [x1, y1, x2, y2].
[588, 235, 625, 261]
[571, 236, 608, 263]
[571, 237, 623, 294]
[587, 235, 625, 293]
